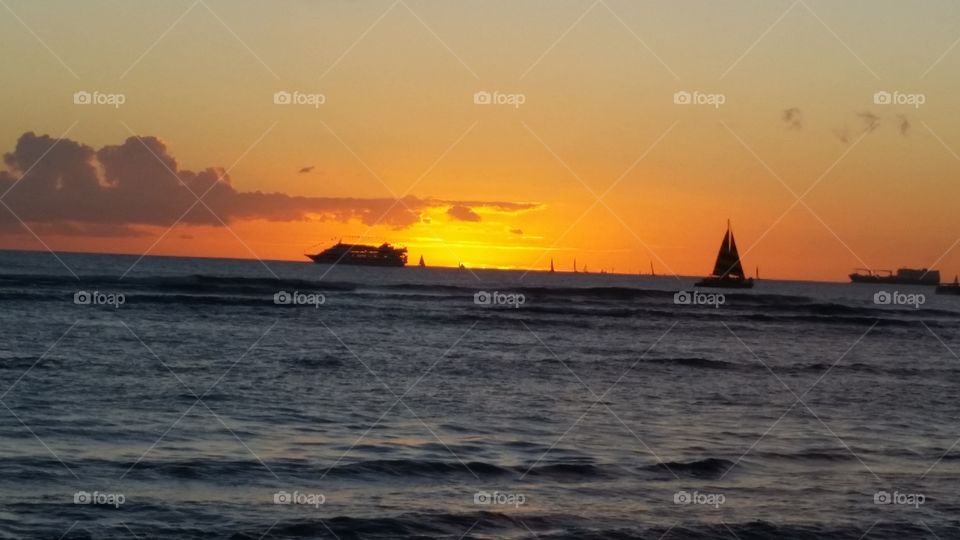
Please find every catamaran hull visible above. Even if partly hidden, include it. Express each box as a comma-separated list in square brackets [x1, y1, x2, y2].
[694, 277, 755, 289]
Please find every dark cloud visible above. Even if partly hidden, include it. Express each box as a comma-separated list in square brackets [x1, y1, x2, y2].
[782, 107, 802, 130]
[446, 204, 481, 222]
[509, 228, 523, 235]
[298, 165, 315, 174]
[0, 132, 540, 235]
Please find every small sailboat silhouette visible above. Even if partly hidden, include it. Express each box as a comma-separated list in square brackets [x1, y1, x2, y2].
[936, 274, 960, 295]
[695, 220, 754, 288]
[573, 258, 578, 273]
[550, 258, 555, 273]
[418, 255, 425, 267]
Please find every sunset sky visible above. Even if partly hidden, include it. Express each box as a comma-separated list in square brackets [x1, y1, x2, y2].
[2, 0, 960, 280]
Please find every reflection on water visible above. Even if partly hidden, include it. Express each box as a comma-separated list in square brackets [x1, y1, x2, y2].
[0, 250, 957, 538]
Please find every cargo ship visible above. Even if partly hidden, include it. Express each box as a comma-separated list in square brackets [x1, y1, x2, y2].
[849, 268, 939, 286]
[306, 241, 408, 267]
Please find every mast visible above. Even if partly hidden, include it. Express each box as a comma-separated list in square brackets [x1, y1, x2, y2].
[574, 258, 577, 273]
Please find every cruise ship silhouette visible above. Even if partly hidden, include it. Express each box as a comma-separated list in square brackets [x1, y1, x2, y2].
[306, 241, 408, 267]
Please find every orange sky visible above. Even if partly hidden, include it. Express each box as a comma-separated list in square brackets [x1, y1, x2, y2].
[2, 1, 960, 281]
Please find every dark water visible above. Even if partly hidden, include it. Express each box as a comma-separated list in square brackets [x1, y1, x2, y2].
[1, 249, 959, 539]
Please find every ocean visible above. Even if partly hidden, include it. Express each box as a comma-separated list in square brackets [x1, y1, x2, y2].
[0, 249, 958, 539]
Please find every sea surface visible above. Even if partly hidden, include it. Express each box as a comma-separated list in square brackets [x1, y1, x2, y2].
[1, 249, 958, 539]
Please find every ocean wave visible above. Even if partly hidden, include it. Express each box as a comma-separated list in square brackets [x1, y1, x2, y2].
[644, 357, 738, 370]
[751, 449, 856, 462]
[16, 511, 935, 540]
[639, 457, 735, 479]
[324, 459, 512, 479]
[527, 521, 940, 540]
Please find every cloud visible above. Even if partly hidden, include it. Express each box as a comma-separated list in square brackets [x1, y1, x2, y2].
[509, 228, 523, 235]
[0, 132, 541, 235]
[298, 165, 315, 174]
[782, 107, 802, 130]
[446, 204, 481, 222]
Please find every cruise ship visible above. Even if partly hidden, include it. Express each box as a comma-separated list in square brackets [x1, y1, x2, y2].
[306, 241, 408, 267]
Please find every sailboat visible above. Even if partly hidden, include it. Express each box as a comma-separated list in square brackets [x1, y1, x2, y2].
[550, 258, 555, 273]
[936, 275, 960, 295]
[695, 220, 754, 289]
[418, 255, 425, 267]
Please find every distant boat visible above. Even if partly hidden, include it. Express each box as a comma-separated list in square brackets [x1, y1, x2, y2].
[307, 241, 407, 267]
[695, 220, 754, 289]
[650, 261, 655, 276]
[573, 258, 577, 273]
[850, 268, 939, 286]
[418, 255, 425, 267]
[458, 262, 465, 270]
[550, 258, 555, 273]
[936, 275, 960, 295]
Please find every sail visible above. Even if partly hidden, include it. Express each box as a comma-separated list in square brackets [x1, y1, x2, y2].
[710, 226, 745, 279]
[711, 230, 732, 276]
[725, 230, 745, 278]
